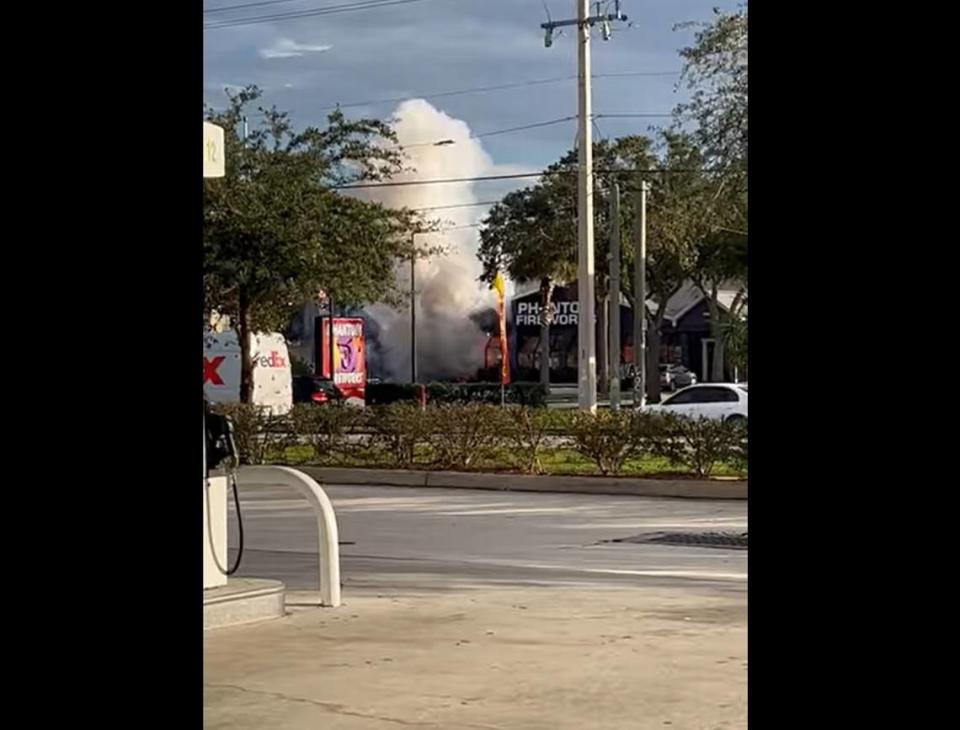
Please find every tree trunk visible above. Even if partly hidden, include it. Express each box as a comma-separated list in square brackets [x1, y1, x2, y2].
[713, 336, 727, 382]
[725, 289, 747, 380]
[707, 287, 725, 382]
[238, 290, 254, 404]
[538, 278, 554, 393]
[646, 313, 663, 404]
[597, 294, 608, 396]
[539, 320, 551, 391]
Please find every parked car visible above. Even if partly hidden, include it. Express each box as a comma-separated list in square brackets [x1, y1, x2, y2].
[642, 383, 747, 423]
[292, 375, 343, 405]
[659, 364, 697, 391]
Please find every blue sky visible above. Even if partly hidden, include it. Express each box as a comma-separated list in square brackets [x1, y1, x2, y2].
[203, 0, 737, 173]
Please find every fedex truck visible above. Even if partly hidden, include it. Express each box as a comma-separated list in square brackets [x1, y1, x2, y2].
[203, 330, 293, 415]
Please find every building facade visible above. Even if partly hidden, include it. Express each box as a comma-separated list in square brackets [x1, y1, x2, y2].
[504, 281, 745, 384]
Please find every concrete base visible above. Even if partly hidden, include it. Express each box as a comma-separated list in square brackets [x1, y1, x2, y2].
[203, 578, 286, 630]
[203, 476, 228, 589]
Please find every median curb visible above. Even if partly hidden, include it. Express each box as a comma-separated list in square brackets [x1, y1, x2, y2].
[295, 466, 747, 500]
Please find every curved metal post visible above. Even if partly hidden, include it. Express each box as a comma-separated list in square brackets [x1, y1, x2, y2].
[242, 466, 341, 607]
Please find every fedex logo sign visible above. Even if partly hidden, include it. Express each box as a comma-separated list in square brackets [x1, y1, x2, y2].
[204, 348, 287, 389]
[203, 356, 225, 385]
[255, 351, 286, 368]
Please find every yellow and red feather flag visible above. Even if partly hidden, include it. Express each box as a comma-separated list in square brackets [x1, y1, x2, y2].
[491, 272, 510, 386]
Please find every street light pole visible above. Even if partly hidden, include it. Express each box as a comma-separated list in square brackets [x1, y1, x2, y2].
[609, 182, 621, 410]
[633, 180, 649, 408]
[410, 233, 418, 385]
[328, 292, 336, 384]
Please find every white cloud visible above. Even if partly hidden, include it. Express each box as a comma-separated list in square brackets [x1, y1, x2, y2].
[259, 38, 333, 59]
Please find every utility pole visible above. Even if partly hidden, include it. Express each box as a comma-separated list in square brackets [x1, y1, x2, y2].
[410, 231, 419, 385]
[609, 183, 621, 410]
[632, 180, 649, 408]
[543, 1, 628, 413]
[328, 292, 336, 385]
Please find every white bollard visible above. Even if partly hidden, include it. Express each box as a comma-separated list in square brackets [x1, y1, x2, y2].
[242, 466, 341, 607]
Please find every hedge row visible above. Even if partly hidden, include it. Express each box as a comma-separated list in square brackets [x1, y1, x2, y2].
[212, 403, 747, 479]
[366, 382, 548, 407]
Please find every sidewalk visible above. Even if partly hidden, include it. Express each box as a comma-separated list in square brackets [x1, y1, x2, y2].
[204, 586, 747, 729]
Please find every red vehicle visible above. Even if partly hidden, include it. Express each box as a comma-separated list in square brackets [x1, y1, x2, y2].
[292, 376, 344, 405]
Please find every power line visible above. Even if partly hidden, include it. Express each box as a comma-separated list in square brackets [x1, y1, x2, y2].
[413, 200, 499, 212]
[334, 168, 722, 190]
[210, 70, 677, 121]
[316, 71, 679, 112]
[203, 0, 301, 14]
[594, 113, 673, 119]
[405, 116, 577, 147]
[203, 0, 431, 29]
[337, 172, 544, 190]
[404, 112, 673, 148]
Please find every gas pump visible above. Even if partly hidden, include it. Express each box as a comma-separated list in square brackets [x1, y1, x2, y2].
[202, 122, 233, 590]
[204, 398, 243, 578]
[201, 120, 341, 616]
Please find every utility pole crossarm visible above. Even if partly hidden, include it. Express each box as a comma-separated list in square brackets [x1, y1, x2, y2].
[540, 1, 627, 30]
[541, 1, 628, 47]
[540, 10, 628, 30]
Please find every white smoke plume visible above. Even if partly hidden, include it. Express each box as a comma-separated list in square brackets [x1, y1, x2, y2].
[356, 99, 501, 382]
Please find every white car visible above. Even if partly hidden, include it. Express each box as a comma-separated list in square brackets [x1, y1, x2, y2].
[642, 383, 748, 424]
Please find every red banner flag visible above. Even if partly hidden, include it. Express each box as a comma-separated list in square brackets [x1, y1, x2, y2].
[492, 272, 510, 386]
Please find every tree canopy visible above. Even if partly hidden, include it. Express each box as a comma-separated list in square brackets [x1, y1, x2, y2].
[203, 86, 424, 400]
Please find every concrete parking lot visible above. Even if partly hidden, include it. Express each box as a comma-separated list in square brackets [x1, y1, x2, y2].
[204, 477, 747, 729]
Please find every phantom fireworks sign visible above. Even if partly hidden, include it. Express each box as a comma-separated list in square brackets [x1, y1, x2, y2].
[514, 301, 579, 327]
[319, 318, 367, 406]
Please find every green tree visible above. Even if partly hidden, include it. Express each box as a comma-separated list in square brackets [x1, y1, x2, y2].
[203, 86, 419, 402]
[479, 136, 659, 391]
[676, 2, 748, 183]
[478, 134, 703, 401]
[674, 3, 748, 380]
[626, 133, 708, 402]
[722, 308, 748, 380]
[690, 227, 747, 381]
[478, 182, 576, 390]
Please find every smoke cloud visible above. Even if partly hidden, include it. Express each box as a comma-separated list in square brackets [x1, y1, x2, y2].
[356, 99, 501, 382]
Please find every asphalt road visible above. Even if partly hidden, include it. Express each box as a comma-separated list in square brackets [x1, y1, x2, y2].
[228, 473, 747, 597]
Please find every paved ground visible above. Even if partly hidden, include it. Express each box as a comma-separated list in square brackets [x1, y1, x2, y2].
[205, 477, 747, 729]
[205, 587, 746, 730]
[226, 479, 747, 595]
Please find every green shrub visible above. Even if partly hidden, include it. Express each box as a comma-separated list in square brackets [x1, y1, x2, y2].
[727, 420, 748, 474]
[652, 415, 743, 478]
[365, 381, 548, 408]
[209, 403, 285, 465]
[424, 404, 508, 470]
[369, 403, 431, 468]
[502, 406, 554, 474]
[287, 404, 369, 465]
[217, 401, 748, 478]
[507, 383, 548, 407]
[541, 408, 575, 433]
[571, 410, 642, 476]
